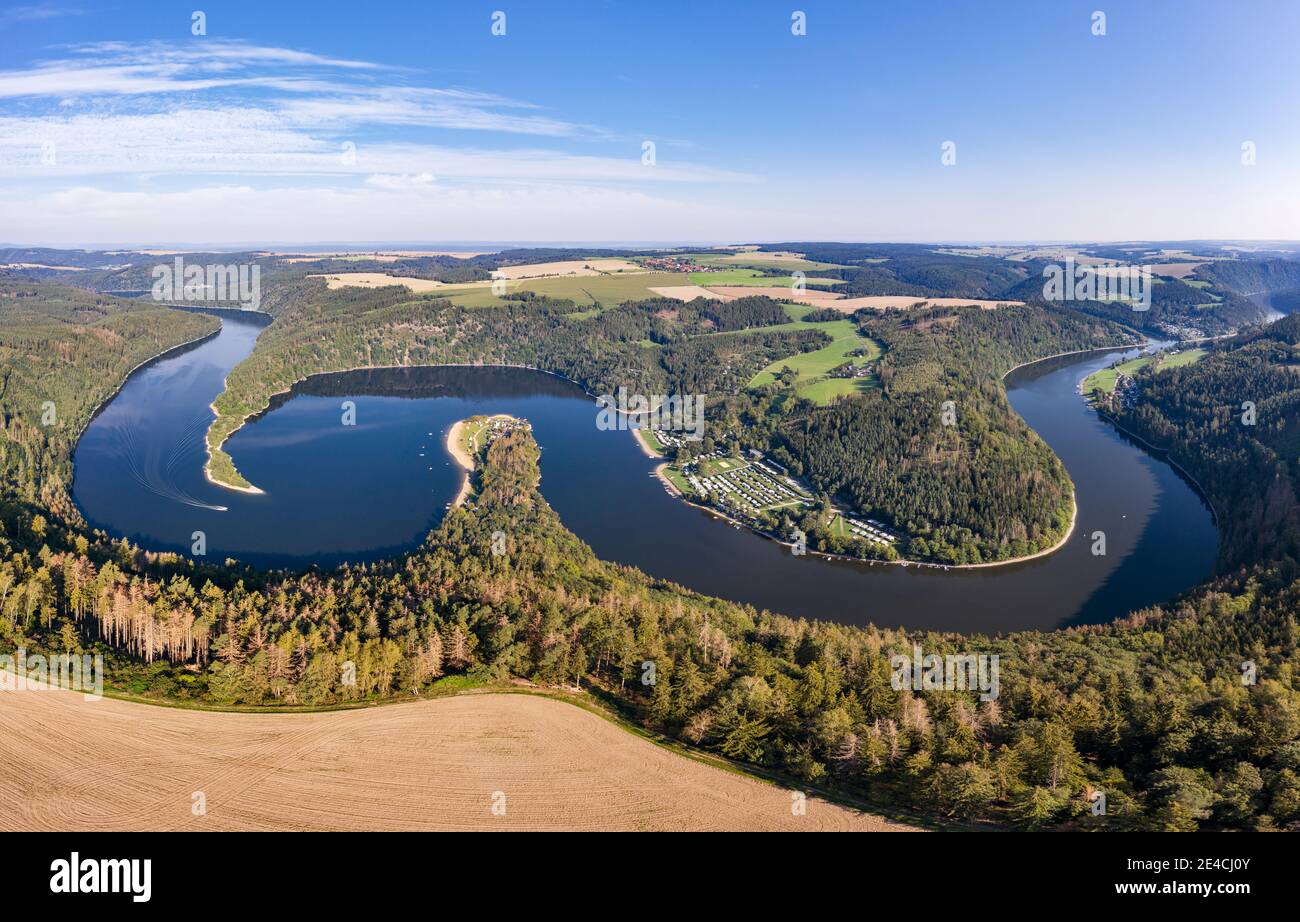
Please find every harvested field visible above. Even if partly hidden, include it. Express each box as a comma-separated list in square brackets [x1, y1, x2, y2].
[493, 258, 643, 279]
[649, 285, 734, 302]
[809, 295, 1023, 311]
[704, 285, 842, 302]
[282, 251, 487, 262]
[715, 250, 809, 264]
[438, 272, 681, 308]
[0, 687, 917, 832]
[309, 272, 477, 292]
[1145, 262, 1203, 278]
[310, 259, 644, 293]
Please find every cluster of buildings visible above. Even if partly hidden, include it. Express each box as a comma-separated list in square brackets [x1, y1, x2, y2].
[831, 359, 875, 379]
[1109, 375, 1141, 409]
[657, 434, 903, 550]
[640, 256, 724, 273]
[649, 428, 695, 451]
[1154, 320, 1205, 340]
[682, 458, 812, 515]
[476, 416, 532, 453]
[838, 514, 899, 546]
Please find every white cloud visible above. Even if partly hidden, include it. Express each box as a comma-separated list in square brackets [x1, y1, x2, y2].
[0, 4, 85, 25]
[0, 41, 587, 135]
[0, 41, 383, 99]
[0, 109, 753, 183]
[0, 183, 757, 245]
[0, 39, 756, 244]
[365, 173, 436, 189]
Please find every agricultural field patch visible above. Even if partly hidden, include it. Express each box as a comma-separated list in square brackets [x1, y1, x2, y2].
[747, 314, 885, 404]
[436, 272, 684, 308]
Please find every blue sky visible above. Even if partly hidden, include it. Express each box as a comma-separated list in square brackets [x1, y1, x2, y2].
[1, 0, 1297, 245]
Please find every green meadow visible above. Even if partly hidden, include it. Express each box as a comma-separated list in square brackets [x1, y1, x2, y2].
[1085, 348, 1207, 394]
[673, 251, 845, 272]
[686, 268, 842, 288]
[433, 271, 681, 308]
[745, 305, 884, 404]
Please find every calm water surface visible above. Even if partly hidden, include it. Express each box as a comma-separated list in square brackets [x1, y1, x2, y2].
[72, 312, 1217, 633]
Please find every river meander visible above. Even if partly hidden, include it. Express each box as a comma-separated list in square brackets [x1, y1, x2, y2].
[71, 310, 1217, 633]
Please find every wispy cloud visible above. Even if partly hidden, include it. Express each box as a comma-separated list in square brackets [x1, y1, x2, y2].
[0, 109, 753, 183]
[0, 4, 86, 25]
[0, 38, 752, 243]
[0, 40, 601, 136]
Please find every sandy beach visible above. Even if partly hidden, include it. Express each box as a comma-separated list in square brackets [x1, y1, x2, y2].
[445, 420, 476, 507]
[446, 414, 518, 507]
[630, 426, 664, 459]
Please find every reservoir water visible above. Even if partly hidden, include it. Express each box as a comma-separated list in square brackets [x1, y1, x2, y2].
[72, 310, 1217, 633]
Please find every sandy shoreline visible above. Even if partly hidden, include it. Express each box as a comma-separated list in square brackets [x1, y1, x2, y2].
[445, 419, 475, 507]
[630, 426, 664, 459]
[446, 415, 517, 507]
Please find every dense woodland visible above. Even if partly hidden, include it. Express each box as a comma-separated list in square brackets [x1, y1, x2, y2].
[715, 306, 1136, 562]
[1106, 316, 1300, 568]
[2, 267, 1299, 829]
[1000, 275, 1265, 336]
[1197, 258, 1300, 301]
[0, 280, 218, 518]
[765, 243, 1035, 299]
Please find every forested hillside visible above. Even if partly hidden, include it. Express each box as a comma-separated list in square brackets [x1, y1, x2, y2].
[0, 281, 219, 518]
[1197, 259, 1300, 303]
[1106, 316, 1300, 567]
[763, 243, 1033, 298]
[725, 305, 1136, 562]
[1001, 276, 1264, 336]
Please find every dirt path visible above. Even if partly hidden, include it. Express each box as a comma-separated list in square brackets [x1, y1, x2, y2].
[0, 688, 918, 832]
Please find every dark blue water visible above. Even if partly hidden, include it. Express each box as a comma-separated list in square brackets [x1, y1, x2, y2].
[72, 313, 1218, 633]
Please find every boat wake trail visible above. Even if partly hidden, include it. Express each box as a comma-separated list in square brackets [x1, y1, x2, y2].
[106, 412, 228, 512]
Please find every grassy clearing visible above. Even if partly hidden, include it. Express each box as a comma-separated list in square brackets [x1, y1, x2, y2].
[746, 311, 884, 404]
[698, 456, 747, 476]
[1085, 348, 1207, 394]
[660, 466, 692, 493]
[435, 272, 681, 308]
[687, 268, 842, 288]
[688, 252, 844, 272]
[796, 376, 879, 403]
